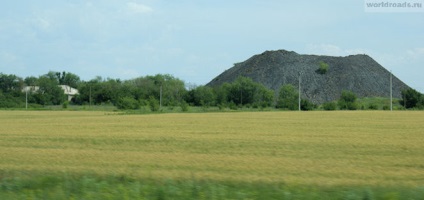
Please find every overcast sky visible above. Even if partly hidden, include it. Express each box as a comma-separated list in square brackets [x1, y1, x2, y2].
[0, 0, 423, 91]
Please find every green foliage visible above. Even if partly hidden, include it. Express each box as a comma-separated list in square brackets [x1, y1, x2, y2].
[180, 101, 189, 112]
[214, 84, 229, 106]
[301, 99, 316, 111]
[0, 73, 23, 93]
[62, 101, 69, 109]
[323, 102, 337, 110]
[400, 88, 423, 109]
[34, 75, 66, 105]
[317, 61, 329, 74]
[229, 101, 238, 110]
[0, 91, 25, 108]
[0, 73, 26, 108]
[221, 76, 274, 107]
[143, 74, 186, 107]
[186, 85, 216, 107]
[1, 174, 423, 200]
[149, 96, 160, 112]
[356, 97, 403, 110]
[338, 90, 358, 110]
[276, 84, 298, 110]
[52, 71, 81, 88]
[72, 74, 186, 108]
[116, 97, 140, 110]
[368, 104, 378, 110]
[6, 70, 419, 112]
[24, 76, 38, 86]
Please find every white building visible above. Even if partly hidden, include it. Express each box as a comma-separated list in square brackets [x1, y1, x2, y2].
[22, 85, 79, 101]
[59, 85, 79, 101]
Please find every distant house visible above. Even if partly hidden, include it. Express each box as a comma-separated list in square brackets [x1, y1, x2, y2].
[59, 85, 79, 101]
[22, 86, 40, 93]
[22, 85, 79, 101]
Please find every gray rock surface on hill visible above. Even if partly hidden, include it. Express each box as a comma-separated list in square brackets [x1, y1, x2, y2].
[207, 50, 410, 104]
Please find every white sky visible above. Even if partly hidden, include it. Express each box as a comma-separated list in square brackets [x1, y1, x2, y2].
[0, 0, 423, 92]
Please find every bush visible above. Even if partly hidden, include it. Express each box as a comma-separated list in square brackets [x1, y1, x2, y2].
[149, 96, 160, 112]
[368, 104, 378, 110]
[323, 102, 337, 110]
[62, 101, 69, 109]
[116, 97, 140, 110]
[260, 101, 268, 109]
[317, 61, 329, 74]
[338, 90, 357, 110]
[276, 84, 298, 110]
[0, 92, 25, 108]
[301, 99, 316, 111]
[139, 99, 149, 106]
[400, 88, 423, 109]
[180, 101, 189, 112]
[229, 102, 238, 110]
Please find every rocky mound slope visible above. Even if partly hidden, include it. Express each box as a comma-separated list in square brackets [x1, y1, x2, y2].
[207, 50, 410, 104]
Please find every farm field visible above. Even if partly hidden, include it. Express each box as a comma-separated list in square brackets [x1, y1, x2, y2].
[1, 111, 424, 199]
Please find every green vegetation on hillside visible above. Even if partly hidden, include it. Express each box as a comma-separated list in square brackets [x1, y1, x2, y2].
[317, 61, 329, 74]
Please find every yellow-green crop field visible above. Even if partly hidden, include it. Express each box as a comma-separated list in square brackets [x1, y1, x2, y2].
[1, 111, 424, 199]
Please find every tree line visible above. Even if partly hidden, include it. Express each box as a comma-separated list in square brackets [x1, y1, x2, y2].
[0, 71, 423, 110]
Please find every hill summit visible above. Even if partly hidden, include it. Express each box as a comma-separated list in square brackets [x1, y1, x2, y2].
[207, 50, 410, 104]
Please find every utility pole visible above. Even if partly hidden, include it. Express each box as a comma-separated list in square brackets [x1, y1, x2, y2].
[89, 85, 92, 107]
[240, 87, 243, 106]
[160, 85, 162, 110]
[25, 87, 28, 110]
[298, 73, 301, 111]
[390, 71, 393, 111]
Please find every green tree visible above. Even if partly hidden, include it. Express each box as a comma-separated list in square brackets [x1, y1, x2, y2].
[317, 61, 329, 74]
[400, 88, 423, 109]
[0, 90, 24, 108]
[180, 100, 189, 112]
[338, 90, 357, 110]
[220, 76, 274, 107]
[73, 77, 103, 105]
[44, 71, 60, 84]
[253, 83, 275, 108]
[24, 76, 38, 86]
[149, 96, 160, 112]
[276, 84, 298, 110]
[0, 73, 23, 93]
[116, 97, 140, 110]
[323, 102, 337, 110]
[301, 99, 316, 111]
[215, 83, 230, 106]
[43, 71, 81, 88]
[74, 74, 186, 107]
[34, 75, 66, 105]
[161, 74, 186, 106]
[187, 86, 216, 107]
[62, 72, 81, 88]
[128, 74, 186, 107]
